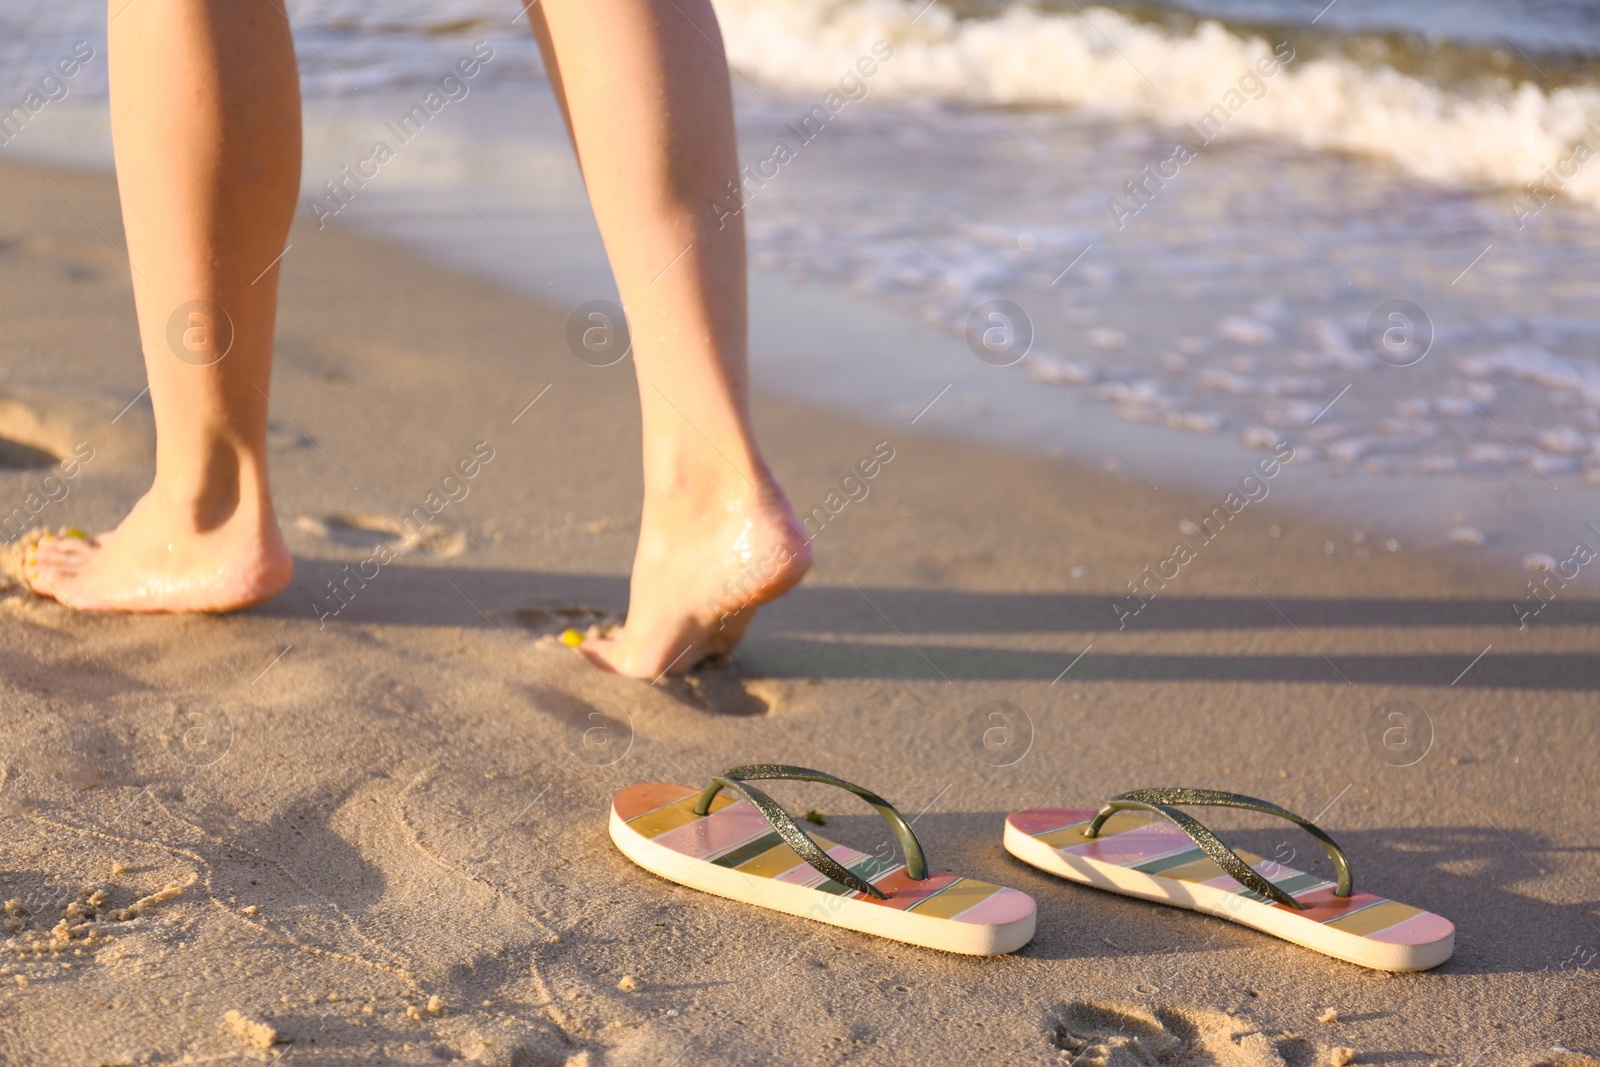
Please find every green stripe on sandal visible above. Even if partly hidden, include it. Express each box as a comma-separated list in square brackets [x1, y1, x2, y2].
[612, 765, 1037, 955]
[1005, 788, 1454, 971]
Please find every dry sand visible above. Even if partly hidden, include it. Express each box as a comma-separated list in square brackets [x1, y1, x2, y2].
[0, 159, 1596, 1066]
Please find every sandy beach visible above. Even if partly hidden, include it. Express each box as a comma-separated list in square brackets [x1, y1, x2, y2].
[1, 159, 1598, 1065]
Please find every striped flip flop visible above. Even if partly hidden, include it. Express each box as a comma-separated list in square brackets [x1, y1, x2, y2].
[1005, 789, 1454, 971]
[610, 765, 1037, 955]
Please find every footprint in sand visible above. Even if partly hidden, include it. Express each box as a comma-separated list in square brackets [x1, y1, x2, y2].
[0, 398, 68, 470]
[0, 437, 58, 470]
[295, 513, 466, 558]
[659, 665, 780, 718]
[1046, 999, 1353, 1067]
[512, 604, 616, 637]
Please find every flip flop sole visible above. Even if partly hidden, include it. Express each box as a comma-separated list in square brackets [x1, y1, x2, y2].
[1005, 808, 1453, 972]
[612, 784, 1036, 955]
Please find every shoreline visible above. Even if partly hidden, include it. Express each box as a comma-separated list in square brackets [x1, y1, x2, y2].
[5, 95, 1600, 579]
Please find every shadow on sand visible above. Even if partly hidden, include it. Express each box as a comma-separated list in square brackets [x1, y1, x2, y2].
[259, 560, 1600, 691]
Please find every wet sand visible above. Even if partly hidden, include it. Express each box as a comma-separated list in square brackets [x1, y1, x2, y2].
[0, 160, 1596, 1066]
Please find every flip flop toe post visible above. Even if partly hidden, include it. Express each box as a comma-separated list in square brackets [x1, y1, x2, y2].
[611, 765, 1036, 955]
[1005, 788, 1454, 971]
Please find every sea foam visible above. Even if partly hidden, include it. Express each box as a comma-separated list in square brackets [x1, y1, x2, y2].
[713, 0, 1600, 211]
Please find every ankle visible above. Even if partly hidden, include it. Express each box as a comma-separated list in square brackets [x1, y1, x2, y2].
[151, 433, 277, 529]
[642, 439, 771, 504]
[147, 467, 273, 535]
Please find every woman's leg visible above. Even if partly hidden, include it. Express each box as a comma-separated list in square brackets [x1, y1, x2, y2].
[28, 0, 300, 611]
[529, 0, 810, 677]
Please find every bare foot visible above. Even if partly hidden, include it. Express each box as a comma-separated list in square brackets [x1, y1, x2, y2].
[24, 490, 293, 613]
[582, 475, 812, 679]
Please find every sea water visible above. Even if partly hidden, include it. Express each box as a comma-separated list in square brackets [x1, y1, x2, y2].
[5, 0, 1600, 570]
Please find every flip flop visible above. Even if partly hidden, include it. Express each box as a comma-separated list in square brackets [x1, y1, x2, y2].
[610, 764, 1037, 955]
[1004, 788, 1454, 971]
